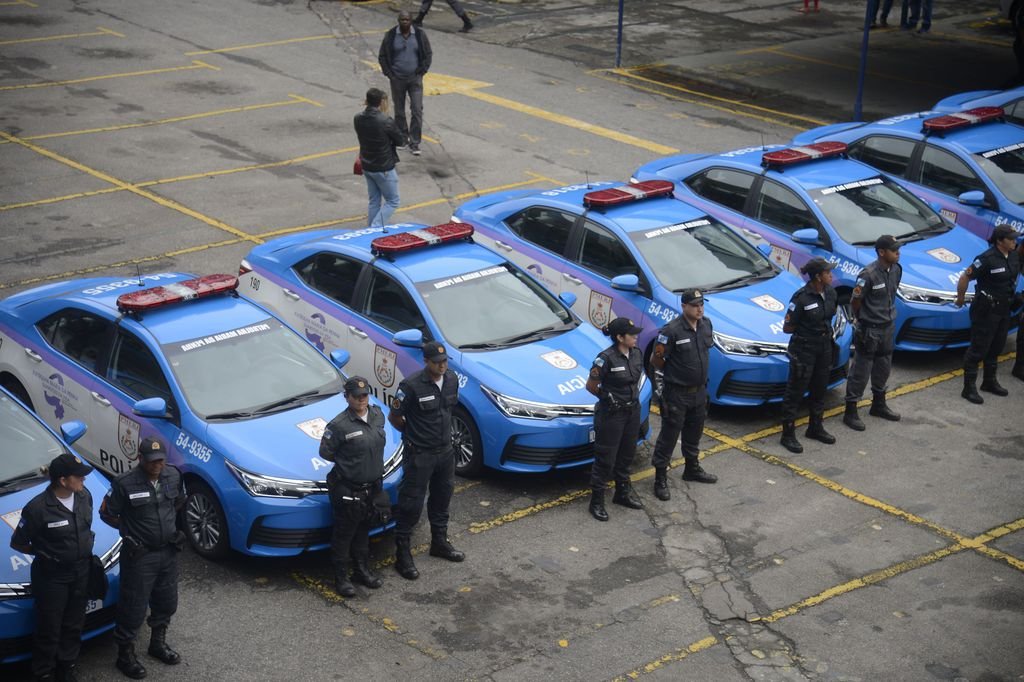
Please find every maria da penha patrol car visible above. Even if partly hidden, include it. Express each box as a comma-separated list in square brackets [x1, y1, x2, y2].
[0, 273, 403, 560]
[633, 142, 998, 351]
[237, 222, 652, 477]
[0, 385, 121, 663]
[452, 180, 852, 406]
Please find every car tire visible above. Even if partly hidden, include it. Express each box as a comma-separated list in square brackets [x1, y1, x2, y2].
[451, 405, 483, 478]
[184, 478, 230, 560]
[1, 375, 34, 412]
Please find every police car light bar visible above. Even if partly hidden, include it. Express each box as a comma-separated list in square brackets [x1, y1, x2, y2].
[583, 180, 675, 208]
[370, 223, 474, 255]
[116, 274, 239, 312]
[762, 142, 848, 168]
[922, 107, 1004, 134]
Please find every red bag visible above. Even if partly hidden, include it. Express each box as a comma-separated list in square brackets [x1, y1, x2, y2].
[353, 157, 363, 175]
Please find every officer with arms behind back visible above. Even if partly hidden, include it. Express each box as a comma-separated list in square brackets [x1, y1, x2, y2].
[388, 340, 464, 580]
[11, 453, 95, 682]
[955, 224, 1023, 403]
[320, 376, 386, 598]
[649, 289, 718, 502]
[843, 235, 902, 431]
[100, 438, 185, 679]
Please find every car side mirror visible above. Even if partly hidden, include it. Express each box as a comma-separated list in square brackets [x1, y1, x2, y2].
[559, 292, 578, 308]
[792, 228, 822, 246]
[611, 274, 641, 292]
[393, 328, 424, 348]
[133, 397, 170, 419]
[60, 420, 87, 445]
[957, 190, 986, 207]
[329, 349, 350, 370]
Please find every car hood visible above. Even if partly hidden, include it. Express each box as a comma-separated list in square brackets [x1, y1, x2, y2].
[700, 271, 802, 342]
[855, 229, 986, 291]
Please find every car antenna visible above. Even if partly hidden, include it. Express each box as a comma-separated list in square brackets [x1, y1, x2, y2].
[136, 264, 145, 287]
[585, 170, 591, 189]
[760, 131, 766, 151]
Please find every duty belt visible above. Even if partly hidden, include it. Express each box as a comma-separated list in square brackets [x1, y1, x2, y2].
[666, 384, 700, 394]
[857, 320, 893, 329]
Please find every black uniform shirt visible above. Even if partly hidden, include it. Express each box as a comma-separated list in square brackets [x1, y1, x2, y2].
[590, 346, 643, 403]
[851, 259, 901, 325]
[785, 284, 838, 339]
[967, 246, 1022, 301]
[11, 487, 94, 563]
[392, 369, 458, 451]
[104, 465, 183, 549]
[319, 404, 386, 485]
[656, 316, 714, 388]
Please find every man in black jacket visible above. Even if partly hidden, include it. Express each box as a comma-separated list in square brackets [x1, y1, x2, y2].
[354, 88, 405, 227]
[378, 11, 432, 156]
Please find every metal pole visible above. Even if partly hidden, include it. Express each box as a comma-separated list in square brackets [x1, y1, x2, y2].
[855, 0, 878, 121]
[615, 0, 624, 68]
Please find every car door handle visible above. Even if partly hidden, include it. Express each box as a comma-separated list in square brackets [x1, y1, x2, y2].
[91, 392, 111, 407]
[348, 326, 368, 339]
[282, 289, 301, 302]
[493, 240, 513, 252]
[562, 273, 582, 285]
[24, 348, 42, 363]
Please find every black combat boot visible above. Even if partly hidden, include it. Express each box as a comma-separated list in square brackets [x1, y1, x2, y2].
[351, 557, 383, 589]
[589, 489, 608, 521]
[612, 480, 644, 509]
[412, 12, 425, 26]
[682, 460, 718, 484]
[429, 529, 465, 562]
[869, 392, 901, 421]
[961, 367, 984, 404]
[458, 13, 473, 32]
[147, 626, 181, 665]
[115, 642, 147, 679]
[55, 662, 79, 682]
[394, 537, 419, 580]
[334, 563, 356, 598]
[980, 365, 1009, 396]
[843, 401, 865, 431]
[780, 421, 803, 453]
[653, 468, 670, 501]
[805, 414, 836, 444]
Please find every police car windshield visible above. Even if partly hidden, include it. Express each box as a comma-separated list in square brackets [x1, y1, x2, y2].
[163, 319, 342, 420]
[0, 393, 64, 488]
[810, 176, 945, 245]
[975, 145, 1024, 204]
[629, 218, 773, 292]
[416, 264, 575, 348]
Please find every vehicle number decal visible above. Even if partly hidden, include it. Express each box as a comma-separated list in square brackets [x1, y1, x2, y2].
[175, 431, 212, 463]
[646, 300, 678, 325]
[994, 215, 1024, 233]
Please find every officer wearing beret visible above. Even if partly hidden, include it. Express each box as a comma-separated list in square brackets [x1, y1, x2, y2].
[956, 224, 1023, 402]
[585, 317, 646, 521]
[388, 340, 464, 580]
[843, 234, 902, 431]
[101, 438, 185, 679]
[320, 376, 386, 597]
[11, 453, 95, 682]
[649, 289, 717, 502]
[780, 257, 840, 454]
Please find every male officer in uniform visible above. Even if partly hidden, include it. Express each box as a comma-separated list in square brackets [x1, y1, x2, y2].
[388, 340, 464, 580]
[956, 224, 1023, 402]
[843, 234, 902, 430]
[320, 376, 386, 598]
[649, 289, 718, 501]
[11, 453, 95, 682]
[101, 438, 185, 679]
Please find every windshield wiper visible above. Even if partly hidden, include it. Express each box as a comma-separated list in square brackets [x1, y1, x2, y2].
[205, 411, 256, 420]
[459, 342, 501, 350]
[500, 324, 562, 345]
[252, 389, 324, 415]
[702, 274, 757, 292]
[0, 469, 47, 490]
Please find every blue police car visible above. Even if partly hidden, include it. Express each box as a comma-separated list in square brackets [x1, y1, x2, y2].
[237, 222, 652, 477]
[0, 274, 403, 559]
[0, 385, 121, 663]
[791, 107, 1024, 242]
[452, 180, 852, 406]
[633, 142, 997, 350]
[934, 87, 1024, 125]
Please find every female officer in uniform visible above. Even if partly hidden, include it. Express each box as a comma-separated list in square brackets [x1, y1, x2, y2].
[585, 317, 645, 521]
[780, 258, 840, 454]
[10, 453, 95, 682]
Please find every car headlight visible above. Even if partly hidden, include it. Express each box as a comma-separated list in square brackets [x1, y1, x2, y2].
[225, 460, 327, 498]
[713, 331, 789, 356]
[383, 441, 403, 479]
[832, 305, 848, 339]
[480, 385, 595, 420]
[897, 283, 970, 305]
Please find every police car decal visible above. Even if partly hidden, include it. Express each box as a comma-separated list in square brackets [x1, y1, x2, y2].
[118, 414, 140, 460]
[722, 145, 783, 158]
[646, 300, 678, 325]
[589, 291, 614, 328]
[819, 177, 883, 195]
[296, 418, 328, 441]
[301, 312, 340, 353]
[981, 141, 1024, 158]
[558, 374, 589, 396]
[540, 350, 578, 370]
[431, 266, 505, 290]
[994, 215, 1024, 233]
[642, 219, 710, 239]
[826, 255, 861, 278]
[175, 431, 213, 462]
[750, 294, 784, 312]
[2, 510, 22, 531]
[81, 273, 179, 296]
[926, 247, 961, 264]
[330, 226, 388, 242]
[939, 208, 958, 224]
[374, 345, 398, 387]
[876, 112, 936, 125]
[769, 245, 793, 271]
[541, 182, 614, 197]
[177, 322, 273, 353]
[34, 370, 82, 421]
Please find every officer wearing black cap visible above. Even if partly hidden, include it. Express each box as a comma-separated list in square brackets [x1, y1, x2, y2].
[388, 340, 464, 580]
[101, 437, 185, 679]
[649, 289, 717, 502]
[843, 234, 902, 431]
[955, 224, 1023, 403]
[320, 376, 386, 597]
[780, 257, 840, 454]
[11, 453, 95, 682]
[584, 317, 646, 521]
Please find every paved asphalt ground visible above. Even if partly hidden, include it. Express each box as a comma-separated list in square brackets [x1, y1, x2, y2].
[1, 1, 1022, 680]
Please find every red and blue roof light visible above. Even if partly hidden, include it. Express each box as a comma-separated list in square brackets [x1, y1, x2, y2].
[116, 274, 239, 313]
[761, 142, 847, 169]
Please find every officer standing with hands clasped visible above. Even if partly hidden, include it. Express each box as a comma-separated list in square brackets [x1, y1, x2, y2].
[843, 235, 903, 431]
[955, 224, 1023, 403]
[320, 376, 386, 598]
[388, 341, 464, 580]
[101, 438, 185, 680]
[11, 453, 95, 682]
[585, 317, 646, 521]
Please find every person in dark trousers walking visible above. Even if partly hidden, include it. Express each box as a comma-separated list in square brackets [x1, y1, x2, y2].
[101, 438, 185, 680]
[585, 317, 646, 521]
[780, 258, 840, 454]
[11, 453, 95, 682]
[388, 340, 464, 580]
[354, 88, 404, 226]
[955, 225, 1023, 403]
[414, 0, 473, 32]
[379, 11, 432, 156]
[320, 376, 386, 598]
[649, 289, 718, 501]
[843, 235, 902, 430]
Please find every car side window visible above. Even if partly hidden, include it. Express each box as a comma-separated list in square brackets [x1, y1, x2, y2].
[295, 252, 363, 307]
[36, 308, 114, 372]
[576, 220, 640, 280]
[917, 145, 986, 197]
[848, 136, 916, 177]
[108, 330, 175, 409]
[754, 179, 819, 235]
[1006, 100, 1024, 126]
[504, 206, 575, 255]
[684, 168, 755, 213]
[363, 270, 427, 334]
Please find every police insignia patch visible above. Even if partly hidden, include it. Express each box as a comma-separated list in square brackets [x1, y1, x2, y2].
[391, 397, 402, 410]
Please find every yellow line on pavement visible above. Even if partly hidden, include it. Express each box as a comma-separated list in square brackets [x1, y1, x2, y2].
[928, 30, 1012, 47]
[760, 48, 933, 86]
[0, 0, 38, 7]
[613, 636, 719, 680]
[0, 60, 217, 92]
[185, 30, 383, 55]
[0, 26, 122, 46]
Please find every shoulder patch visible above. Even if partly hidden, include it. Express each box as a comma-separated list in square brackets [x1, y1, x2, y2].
[322, 428, 332, 441]
[656, 333, 668, 344]
[972, 258, 983, 269]
[593, 356, 605, 368]
[855, 277, 866, 288]
[787, 302, 796, 312]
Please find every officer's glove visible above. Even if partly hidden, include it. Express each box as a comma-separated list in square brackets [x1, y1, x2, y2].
[172, 530, 186, 552]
